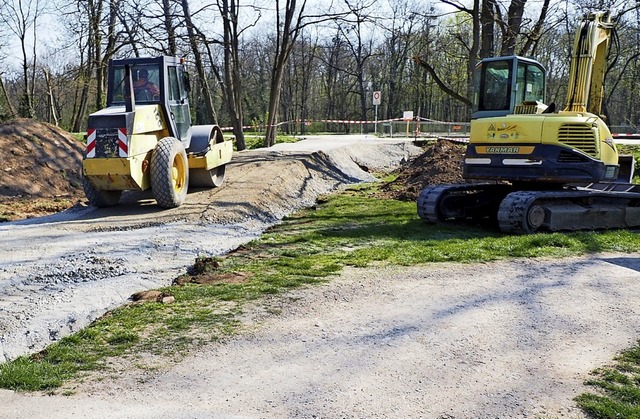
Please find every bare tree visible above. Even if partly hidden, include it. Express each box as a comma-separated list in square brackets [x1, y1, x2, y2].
[413, 0, 550, 117]
[115, 2, 143, 56]
[0, 0, 46, 118]
[380, 0, 422, 120]
[163, 0, 178, 55]
[42, 67, 58, 125]
[263, 0, 307, 146]
[216, 0, 259, 150]
[0, 73, 17, 119]
[264, 0, 351, 146]
[289, 31, 319, 135]
[180, 0, 218, 124]
[336, 0, 376, 126]
[321, 33, 338, 120]
[498, 0, 525, 55]
[413, 0, 478, 118]
[518, 0, 552, 56]
[0, 17, 17, 120]
[89, 0, 122, 110]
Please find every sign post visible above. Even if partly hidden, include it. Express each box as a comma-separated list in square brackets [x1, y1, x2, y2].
[372, 91, 381, 134]
[403, 111, 414, 137]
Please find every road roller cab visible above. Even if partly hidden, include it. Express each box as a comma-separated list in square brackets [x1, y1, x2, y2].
[82, 56, 233, 208]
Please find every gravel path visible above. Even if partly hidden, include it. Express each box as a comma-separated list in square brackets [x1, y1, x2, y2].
[2, 135, 640, 418]
[0, 135, 417, 362]
[3, 255, 640, 418]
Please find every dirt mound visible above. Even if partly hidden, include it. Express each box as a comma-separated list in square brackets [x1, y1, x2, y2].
[0, 118, 84, 198]
[0, 118, 85, 221]
[381, 139, 466, 201]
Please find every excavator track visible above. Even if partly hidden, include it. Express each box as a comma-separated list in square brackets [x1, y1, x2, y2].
[418, 183, 640, 234]
[417, 183, 513, 224]
[497, 189, 640, 234]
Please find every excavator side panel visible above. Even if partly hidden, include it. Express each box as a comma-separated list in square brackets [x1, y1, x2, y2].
[465, 112, 619, 183]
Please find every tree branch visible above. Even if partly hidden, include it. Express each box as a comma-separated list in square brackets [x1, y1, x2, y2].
[413, 55, 472, 106]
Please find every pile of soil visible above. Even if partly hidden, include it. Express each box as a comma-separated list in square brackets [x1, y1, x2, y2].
[0, 119, 468, 221]
[0, 118, 85, 221]
[381, 139, 466, 201]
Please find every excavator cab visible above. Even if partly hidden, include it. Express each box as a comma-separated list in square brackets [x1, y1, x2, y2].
[472, 56, 547, 119]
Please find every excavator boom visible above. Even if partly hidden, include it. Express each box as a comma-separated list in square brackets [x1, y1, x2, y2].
[564, 11, 615, 114]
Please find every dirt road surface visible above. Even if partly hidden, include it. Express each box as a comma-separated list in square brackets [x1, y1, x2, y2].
[2, 135, 640, 418]
[0, 135, 417, 363]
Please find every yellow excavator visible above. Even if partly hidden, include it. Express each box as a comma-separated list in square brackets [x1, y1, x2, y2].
[82, 56, 233, 208]
[417, 10, 640, 233]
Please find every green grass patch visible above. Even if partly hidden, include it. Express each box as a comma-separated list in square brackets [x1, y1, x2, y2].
[577, 341, 640, 417]
[3, 182, 640, 392]
[239, 134, 302, 150]
[69, 132, 86, 143]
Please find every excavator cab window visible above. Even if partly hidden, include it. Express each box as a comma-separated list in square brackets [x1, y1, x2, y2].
[478, 60, 511, 112]
[473, 56, 546, 119]
[515, 62, 545, 104]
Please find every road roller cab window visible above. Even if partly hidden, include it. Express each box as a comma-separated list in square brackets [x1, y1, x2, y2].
[110, 65, 161, 104]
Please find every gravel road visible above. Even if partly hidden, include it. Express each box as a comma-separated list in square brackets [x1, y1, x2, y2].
[3, 255, 640, 418]
[0, 135, 418, 362]
[2, 135, 640, 418]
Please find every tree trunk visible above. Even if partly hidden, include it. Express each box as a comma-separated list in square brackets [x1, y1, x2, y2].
[99, 0, 120, 108]
[480, 0, 495, 58]
[519, 0, 550, 56]
[19, 32, 34, 118]
[29, 11, 38, 114]
[73, 80, 91, 132]
[264, 0, 305, 147]
[43, 68, 59, 126]
[72, 47, 93, 132]
[467, 0, 481, 115]
[163, 0, 177, 56]
[500, 0, 526, 56]
[265, 58, 286, 147]
[0, 75, 17, 119]
[181, 0, 218, 125]
[298, 38, 315, 135]
[218, 0, 246, 150]
[89, 0, 104, 111]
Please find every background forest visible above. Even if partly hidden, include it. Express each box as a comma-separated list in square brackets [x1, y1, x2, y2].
[0, 0, 639, 149]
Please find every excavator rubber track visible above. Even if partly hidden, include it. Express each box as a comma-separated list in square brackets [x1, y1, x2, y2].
[418, 183, 640, 234]
[417, 183, 514, 224]
[497, 188, 640, 234]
